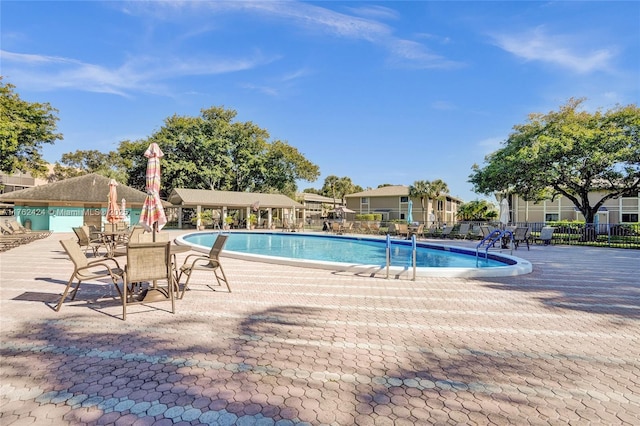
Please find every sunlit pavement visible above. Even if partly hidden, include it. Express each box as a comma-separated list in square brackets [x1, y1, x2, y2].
[1, 231, 639, 425]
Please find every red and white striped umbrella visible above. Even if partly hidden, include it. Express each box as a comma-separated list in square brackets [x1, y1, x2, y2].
[106, 179, 122, 223]
[139, 143, 167, 233]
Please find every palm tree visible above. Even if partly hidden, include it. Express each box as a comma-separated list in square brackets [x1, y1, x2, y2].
[408, 180, 433, 224]
[430, 179, 449, 223]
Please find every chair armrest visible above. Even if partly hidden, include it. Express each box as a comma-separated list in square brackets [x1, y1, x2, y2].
[77, 261, 123, 276]
[182, 254, 216, 269]
[87, 257, 122, 270]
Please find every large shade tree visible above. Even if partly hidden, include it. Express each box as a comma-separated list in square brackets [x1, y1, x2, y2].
[118, 106, 320, 198]
[469, 98, 640, 224]
[0, 79, 62, 176]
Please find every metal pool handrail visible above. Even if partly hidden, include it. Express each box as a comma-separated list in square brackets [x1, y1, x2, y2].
[476, 229, 514, 266]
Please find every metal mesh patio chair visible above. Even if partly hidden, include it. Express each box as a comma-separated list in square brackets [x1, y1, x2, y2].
[57, 239, 124, 312]
[122, 242, 176, 320]
[177, 234, 229, 299]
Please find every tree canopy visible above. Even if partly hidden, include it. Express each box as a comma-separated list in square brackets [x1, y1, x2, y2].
[319, 176, 363, 204]
[58, 106, 320, 198]
[469, 98, 640, 223]
[0, 79, 62, 176]
[409, 179, 450, 223]
[457, 199, 497, 221]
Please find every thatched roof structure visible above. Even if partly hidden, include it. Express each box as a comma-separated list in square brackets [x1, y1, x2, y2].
[168, 188, 303, 209]
[0, 173, 169, 207]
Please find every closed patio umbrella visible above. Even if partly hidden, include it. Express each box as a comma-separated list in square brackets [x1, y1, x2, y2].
[407, 200, 413, 224]
[499, 198, 510, 226]
[106, 179, 121, 223]
[139, 143, 167, 237]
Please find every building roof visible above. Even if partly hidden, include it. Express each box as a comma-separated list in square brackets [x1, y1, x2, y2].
[0, 173, 161, 206]
[346, 185, 409, 197]
[296, 192, 342, 204]
[168, 188, 304, 209]
[346, 185, 463, 202]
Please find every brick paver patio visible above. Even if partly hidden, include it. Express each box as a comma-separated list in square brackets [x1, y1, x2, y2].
[1, 231, 639, 425]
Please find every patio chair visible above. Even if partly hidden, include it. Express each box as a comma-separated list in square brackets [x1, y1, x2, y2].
[177, 234, 230, 299]
[73, 226, 104, 257]
[56, 239, 124, 312]
[395, 223, 409, 238]
[7, 219, 51, 238]
[331, 221, 342, 234]
[513, 226, 531, 250]
[122, 242, 176, 320]
[455, 223, 471, 239]
[535, 226, 555, 245]
[440, 226, 454, 238]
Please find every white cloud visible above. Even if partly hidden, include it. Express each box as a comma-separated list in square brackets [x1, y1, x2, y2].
[491, 26, 616, 73]
[0, 49, 272, 97]
[130, 0, 460, 69]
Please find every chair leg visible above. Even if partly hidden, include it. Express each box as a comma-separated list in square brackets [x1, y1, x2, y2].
[215, 266, 231, 293]
[56, 277, 77, 311]
[179, 272, 192, 300]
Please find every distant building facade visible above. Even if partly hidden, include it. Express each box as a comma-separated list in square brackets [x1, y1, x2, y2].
[511, 191, 640, 224]
[344, 185, 461, 224]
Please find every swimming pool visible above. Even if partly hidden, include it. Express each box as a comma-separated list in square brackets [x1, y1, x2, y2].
[177, 232, 532, 278]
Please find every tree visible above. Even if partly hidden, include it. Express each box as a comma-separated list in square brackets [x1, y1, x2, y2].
[469, 98, 640, 224]
[408, 180, 433, 224]
[320, 176, 362, 208]
[430, 179, 450, 223]
[0, 79, 62, 175]
[118, 106, 320, 197]
[52, 150, 127, 182]
[457, 199, 497, 221]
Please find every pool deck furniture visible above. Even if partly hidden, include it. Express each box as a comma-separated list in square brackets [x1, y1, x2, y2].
[177, 233, 230, 298]
[2, 231, 639, 425]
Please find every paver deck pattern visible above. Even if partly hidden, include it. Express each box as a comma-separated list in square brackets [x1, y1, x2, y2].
[1, 231, 639, 425]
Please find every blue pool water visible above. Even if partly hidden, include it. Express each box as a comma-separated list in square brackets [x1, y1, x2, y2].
[181, 232, 510, 269]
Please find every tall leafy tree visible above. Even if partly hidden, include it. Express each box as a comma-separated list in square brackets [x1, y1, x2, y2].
[118, 106, 319, 197]
[52, 150, 127, 182]
[408, 180, 433, 224]
[0, 79, 62, 175]
[469, 98, 640, 223]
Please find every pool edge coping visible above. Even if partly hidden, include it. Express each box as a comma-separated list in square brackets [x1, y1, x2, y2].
[175, 231, 533, 278]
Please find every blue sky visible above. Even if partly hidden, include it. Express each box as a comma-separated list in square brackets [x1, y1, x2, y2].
[2, 1, 639, 202]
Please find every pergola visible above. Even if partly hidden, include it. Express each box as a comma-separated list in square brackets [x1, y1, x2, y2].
[167, 188, 304, 230]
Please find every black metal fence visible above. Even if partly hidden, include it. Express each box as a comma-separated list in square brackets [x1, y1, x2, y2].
[506, 222, 640, 250]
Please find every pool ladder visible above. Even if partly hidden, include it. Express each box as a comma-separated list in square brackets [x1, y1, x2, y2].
[476, 229, 514, 266]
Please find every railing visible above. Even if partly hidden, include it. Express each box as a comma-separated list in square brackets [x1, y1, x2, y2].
[476, 228, 513, 266]
[513, 222, 640, 250]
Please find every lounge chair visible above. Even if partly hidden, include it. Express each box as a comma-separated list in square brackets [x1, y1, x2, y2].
[7, 219, 51, 238]
[122, 242, 176, 320]
[455, 223, 471, 239]
[57, 239, 124, 312]
[535, 226, 555, 245]
[177, 234, 230, 299]
[440, 226, 454, 238]
[513, 227, 531, 250]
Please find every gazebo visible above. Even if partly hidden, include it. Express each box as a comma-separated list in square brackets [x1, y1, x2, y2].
[168, 188, 304, 230]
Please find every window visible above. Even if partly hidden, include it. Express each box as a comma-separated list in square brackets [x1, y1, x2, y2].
[361, 197, 369, 204]
[400, 196, 408, 203]
[545, 213, 559, 222]
[622, 213, 638, 223]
